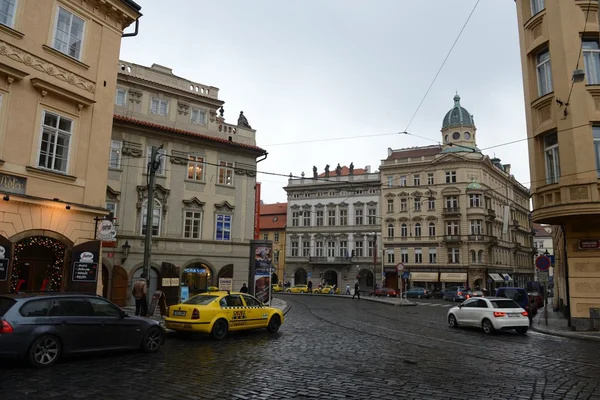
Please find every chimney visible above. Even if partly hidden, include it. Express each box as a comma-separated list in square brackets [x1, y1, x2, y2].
[365, 165, 371, 173]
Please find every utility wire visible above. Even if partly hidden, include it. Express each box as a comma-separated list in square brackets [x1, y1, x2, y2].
[566, 0, 593, 106]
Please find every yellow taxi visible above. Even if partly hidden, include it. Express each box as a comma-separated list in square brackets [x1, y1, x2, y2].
[272, 283, 284, 292]
[286, 284, 309, 293]
[164, 291, 284, 340]
[313, 285, 341, 295]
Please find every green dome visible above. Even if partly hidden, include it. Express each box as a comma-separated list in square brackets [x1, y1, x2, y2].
[467, 178, 482, 190]
[442, 94, 474, 129]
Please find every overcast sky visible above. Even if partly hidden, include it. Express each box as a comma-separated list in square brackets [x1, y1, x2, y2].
[120, 0, 528, 204]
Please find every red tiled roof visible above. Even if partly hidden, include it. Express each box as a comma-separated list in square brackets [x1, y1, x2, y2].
[113, 114, 266, 154]
[533, 223, 552, 237]
[386, 145, 442, 160]
[318, 166, 367, 178]
[259, 203, 287, 229]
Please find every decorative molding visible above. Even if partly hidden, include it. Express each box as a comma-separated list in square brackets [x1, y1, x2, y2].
[411, 191, 423, 198]
[128, 89, 142, 104]
[170, 150, 188, 165]
[0, 40, 96, 93]
[290, 233, 299, 239]
[398, 217, 409, 222]
[301, 233, 311, 239]
[106, 186, 121, 201]
[353, 201, 364, 207]
[569, 185, 589, 201]
[366, 201, 377, 207]
[398, 191, 409, 197]
[234, 167, 246, 176]
[384, 193, 396, 198]
[338, 233, 349, 239]
[209, 109, 217, 122]
[177, 101, 190, 115]
[385, 218, 396, 223]
[290, 204, 300, 210]
[338, 202, 348, 208]
[214, 200, 235, 212]
[301, 203, 312, 210]
[441, 186, 461, 194]
[30, 77, 94, 109]
[314, 233, 324, 239]
[426, 216, 438, 221]
[412, 216, 423, 222]
[327, 202, 337, 209]
[42, 45, 90, 70]
[314, 203, 325, 209]
[122, 141, 143, 158]
[183, 197, 205, 209]
[136, 184, 170, 216]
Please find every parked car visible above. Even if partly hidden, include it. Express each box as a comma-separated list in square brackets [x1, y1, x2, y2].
[272, 284, 284, 293]
[468, 290, 485, 298]
[0, 293, 165, 368]
[433, 289, 445, 299]
[495, 287, 535, 321]
[443, 286, 469, 302]
[313, 285, 341, 295]
[286, 285, 309, 293]
[372, 287, 400, 297]
[447, 297, 529, 335]
[406, 288, 432, 299]
[528, 292, 543, 309]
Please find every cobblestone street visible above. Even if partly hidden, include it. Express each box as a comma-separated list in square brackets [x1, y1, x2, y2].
[2, 295, 600, 400]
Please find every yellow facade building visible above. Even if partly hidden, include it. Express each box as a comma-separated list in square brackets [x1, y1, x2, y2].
[0, 0, 141, 294]
[259, 202, 287, 285]
[514, 0, 600, 329]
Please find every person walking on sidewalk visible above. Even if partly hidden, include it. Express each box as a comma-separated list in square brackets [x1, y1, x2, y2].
[352, 282, 361, 300]
[240, 283, 248, 293]
[345, 284, 351, 295]
[133, 273, 148, 317]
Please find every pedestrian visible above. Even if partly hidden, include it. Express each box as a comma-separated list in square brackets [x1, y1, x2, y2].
[331, 284, 337, 295]
[132, 273, 148, 317]
[345, 284, 351, 295]
[240, 283, 248, 293]
[308, 281, 313, 293]
[352, 281, 361, 300]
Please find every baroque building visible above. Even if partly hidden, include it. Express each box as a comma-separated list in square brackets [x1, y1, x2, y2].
[102, 61, 266, 306]
[259, 202, 287, 285]
[514, 0, 600, 330]
[0, 0, 141, 294]
[379, 94, 534, 293]
[284, 165, 382, 291]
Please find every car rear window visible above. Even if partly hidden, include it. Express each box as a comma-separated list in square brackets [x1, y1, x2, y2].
[498, 289, 526, 302]
[19, 299, 51, 317]
[490, 300, 520, 309]
[0, 297, 16, 316]
[184, 295, 218, 305]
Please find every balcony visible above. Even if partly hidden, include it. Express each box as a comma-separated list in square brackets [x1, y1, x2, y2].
[309, 256, 353, 264]
[443, 235, 462, 243]
[467, 234, 487, 242]
[467, 206, 485, 215]
[442, 207, 461, 217]
[485, 209, 496, 220]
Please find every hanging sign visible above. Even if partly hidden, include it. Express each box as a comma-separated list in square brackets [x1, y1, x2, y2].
[71, 250, 98, 282]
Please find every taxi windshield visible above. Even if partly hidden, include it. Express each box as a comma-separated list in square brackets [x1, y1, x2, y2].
[184, 295, 218, 305]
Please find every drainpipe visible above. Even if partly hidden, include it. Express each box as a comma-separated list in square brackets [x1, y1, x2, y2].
[122, 18, 140, 38]
[256, 152, 268, 164]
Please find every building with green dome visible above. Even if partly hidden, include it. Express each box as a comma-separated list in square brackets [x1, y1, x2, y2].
[378, 94, 534, 293]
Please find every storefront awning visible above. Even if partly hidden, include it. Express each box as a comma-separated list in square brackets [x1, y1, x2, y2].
[440, 272, 467, 283]
[488, 273, 504, 283]
[409, 272, 439, 282]
[502, 273, 513, 282]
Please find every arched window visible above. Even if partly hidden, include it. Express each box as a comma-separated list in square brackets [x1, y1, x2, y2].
[141, 199, 162, 236]
[470, 250, 476, 263]
[414, 223, 421, 237]
[387, 223, 394, 238]
[428, 222, 436, 237]
[478, 250, 484, 263]
[401, 223, 408, 237]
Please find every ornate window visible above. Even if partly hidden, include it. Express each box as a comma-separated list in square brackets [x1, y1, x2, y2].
[141, 199, 162, 236]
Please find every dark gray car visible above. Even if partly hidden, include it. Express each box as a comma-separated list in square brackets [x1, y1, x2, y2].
[0, 293, 165, 367]
[443, 286, 469, 302]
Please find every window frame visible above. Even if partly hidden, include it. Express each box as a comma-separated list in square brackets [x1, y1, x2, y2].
[302, 240, 310, 257]
[291, 240, 299, 257]
[109, 140, 122, 169]
[543, 132, 560, 184]
[0, 0, 17, 28]
[187, 155, 205, 182]
[183, 210, 203, 239]
[427, 173, 434, 185]
[217, 160, 235, 186]
[536, 49, 553, 97]
[530, 0, 544, 16]
[303, 210, 311, 227]
[150, 97, 169, 117]
[387, 199, 394, 213]
[428, 222, 436, 237]
[141, 198, 162, 237]
[445, 171, 456, 183]
[52, 6, 86, 61]
[215, 213, 232, 241]
[414, 248, 422, 264]
[428, 248, 437, 264]
[191, 108, 206, 125]
[37, 110, 73, 174]
[106, 202, 117, 219]
[274, 232, 280, 243]
[387, 223, 394, 238]
[339, 209, 348, 226]
[115, 88, 127, 107]
[583, 40, 600, 85]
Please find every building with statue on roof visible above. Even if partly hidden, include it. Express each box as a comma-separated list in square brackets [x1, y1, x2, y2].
[283, 164, 382, 292]
[378, 94, 535, 293]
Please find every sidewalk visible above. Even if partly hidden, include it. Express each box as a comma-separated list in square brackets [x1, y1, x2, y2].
[531, 303, 600, 342]
[276, 292, 417, 307]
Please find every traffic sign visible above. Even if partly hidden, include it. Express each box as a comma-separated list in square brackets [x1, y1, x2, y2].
[536, 255, 551, 271]
[538, 271, 549, 283]
[308, 272, 312, 278]
[396, 263, 405, 272]
[402, 271, 410, 280]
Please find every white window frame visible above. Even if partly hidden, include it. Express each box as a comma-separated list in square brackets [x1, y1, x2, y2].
[52, 6, 85, 61]
[427, 173, 434, 185]
[530, 0, 544, 16]
[38, 110, 73, 174]
[387, 223, 394, 238]
[415, 248, 422, 264]
[106, 202, 117, 219]
[428, 198, 435, 210]
[183, 210, 203, 239]
[303, 211, 311, 226]
[469, 194, 481, 208]
[414, 199, 421, 211]
[448, 248, 460, 264]
[470, 220, 482, 235]
[217, 160, 234, 185]
[115, 88, 127, 107]
[0, 0, 17, 28]
[327, 241, 336, 257]
[187, 155, 205, 181]
[400, 198, 407, 211]
[428, 222, 436, 237]
[150, 97, 169, 117]
[401, 223, 408, 237]
[414, 223, 421, 238]
[446, 222, 459, 235]
[387, 251, 395, 264]
[445, 171, 456, 183]
[367, 240, 375, 257]
[274, 232, 280, 243]
[291, 241, 299, 257]
[109, 140, 122, 169]
[328, 209, 336, 226]
[401, 248, 408, 263]
[339, 241, 348, 258]
[146, 146, 166, 176]
[387, 199, 394, 213]
[413, 174, 420, 186]
[302, 241, 310, 257]
[429, 248, 437, 264]
[544, 132, 560, 184]
[191, 108, 206, 125]
[316, 210, 324, 226]
[583, 40, 600, 85]
[215, 213, 232, 241]
[400, 176, 407, 186]
[263, 233, 269, 241]
[291, 211, 300, 227]
[445, 196, 458, 208]
[354, 241, 364, 257]
[315, 241, 324, 257]
[387, 176, 393, 188]
[141, 199, 162, 237]
[536, 49, 553, 97]
[355, 209, 363, 225]
[368, 208, 377, 225]
[339, 209, 348, 225]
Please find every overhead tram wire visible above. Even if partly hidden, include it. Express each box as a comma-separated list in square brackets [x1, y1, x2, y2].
[566, 0, 594, 107]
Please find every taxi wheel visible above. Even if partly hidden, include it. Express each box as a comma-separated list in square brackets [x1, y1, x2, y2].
[211, 319, 229, 340]
[267, 315, 281, 333]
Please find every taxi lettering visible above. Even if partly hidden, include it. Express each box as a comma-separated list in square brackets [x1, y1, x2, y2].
[232, 310, 246, 320]
[231, 321, 247, 327]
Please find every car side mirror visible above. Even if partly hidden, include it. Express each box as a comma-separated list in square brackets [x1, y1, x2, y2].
[458, 304, 463, 308]
[119, 310, 127, 319]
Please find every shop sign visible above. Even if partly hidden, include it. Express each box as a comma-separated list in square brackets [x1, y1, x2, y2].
[0, 172, 26, 195]
[578, 239, 600, 250]
[71, 250, 98, 282]
[384, 267, 397, 273]
[0, 245, 8, 281]
[219, 278, 233, 291]
[96, 220, 116, 241]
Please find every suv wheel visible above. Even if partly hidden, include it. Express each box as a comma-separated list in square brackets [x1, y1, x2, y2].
[29, 335, 61, 368]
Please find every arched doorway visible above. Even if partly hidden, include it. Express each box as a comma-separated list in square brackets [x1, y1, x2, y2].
[473, 278, 484, 290]
[218, 264, 234, 279]
[294, 268, 307, 285]
[323, 270, 338, 286]
[130, 266, 159, 306]
[271, 273, 279, 285]
[358, 269, 374, 289]
[11, 236, 67, 292]
[102, 264, 109, 298]
[182, 262, 214, 297]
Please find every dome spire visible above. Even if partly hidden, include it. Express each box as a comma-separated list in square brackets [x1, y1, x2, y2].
[454, 92, 461, 106]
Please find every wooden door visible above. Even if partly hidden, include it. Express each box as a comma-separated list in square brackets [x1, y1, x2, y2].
[111, 265, 128, 307]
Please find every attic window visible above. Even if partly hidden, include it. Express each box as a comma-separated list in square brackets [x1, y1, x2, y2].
[273, 217, 278, 221]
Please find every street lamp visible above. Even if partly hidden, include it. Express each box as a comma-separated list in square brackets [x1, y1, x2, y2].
[121, 241, 131, 263]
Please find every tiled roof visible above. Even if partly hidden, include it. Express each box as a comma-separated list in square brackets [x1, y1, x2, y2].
[386, 145, 442, 160]
[113, 114, 266, 154]
[318, 166, 367, 178]
[533, 223, 552, 237]
[260, 203, 287, 229]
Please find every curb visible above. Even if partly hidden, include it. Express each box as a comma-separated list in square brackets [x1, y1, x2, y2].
[530, 324, 600, 342]
[275, 292, 417, 307]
